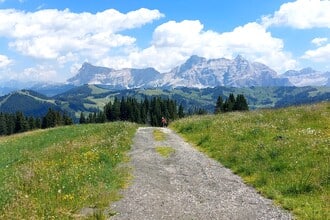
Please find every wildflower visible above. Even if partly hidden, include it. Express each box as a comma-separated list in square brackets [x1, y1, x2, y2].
[63, 194, 74, 201]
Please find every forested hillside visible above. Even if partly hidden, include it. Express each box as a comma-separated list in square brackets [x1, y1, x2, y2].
[0, 86, 329, 121]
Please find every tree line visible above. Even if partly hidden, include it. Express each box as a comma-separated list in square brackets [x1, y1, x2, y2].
[1, 94, 248, 136]
[80, 97, 185, 127]
[0, 108, 73, 136]
[214, 93, 249, 113]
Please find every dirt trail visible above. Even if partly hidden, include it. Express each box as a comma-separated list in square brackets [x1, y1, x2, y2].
[110, 127, 292, 220]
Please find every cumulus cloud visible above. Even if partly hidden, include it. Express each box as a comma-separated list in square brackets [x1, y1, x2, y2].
[124, 20, 296, 72]
[16, 65, 61, 82]
[0, 54, 12, 68]
[262, 0, 330, 29]
[302, 44, 330, 62]
[311, 37, 328, 46]
[0, 8, 163, 60]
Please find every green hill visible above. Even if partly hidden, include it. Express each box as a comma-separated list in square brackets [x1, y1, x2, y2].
[0, 86, 329, 121]
[55, 85, 330, 113]
[170, 102, 330, 220]
[0, 90, 61, 117]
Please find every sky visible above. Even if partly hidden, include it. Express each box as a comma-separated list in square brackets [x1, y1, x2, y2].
[0, 0, 329, 83]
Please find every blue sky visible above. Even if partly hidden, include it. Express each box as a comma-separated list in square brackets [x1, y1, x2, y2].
[0, 0, 329, 83]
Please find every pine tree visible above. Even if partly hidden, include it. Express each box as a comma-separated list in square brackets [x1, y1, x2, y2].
[0, 113, 7, 135]
[79, 112, 86, 124]
[63, 112, 73, 125]
[104, 101, 113, 121]
[178, 104, 185, 118]
[112, 97, 121, 121]
[140, 99, 148, 124]
[42, 108, 56, 128]
[96, 111, 106, 123]
[15, 112, 29, 133]
[228, 93, 236, 111]
[35, 118, 42, 129]
[6, 114, 15, 135]
[120, 97, 128, 121]
[28, 116, 36, 130]
[234, 94, 249, 111]
[214, 96, 224, 114]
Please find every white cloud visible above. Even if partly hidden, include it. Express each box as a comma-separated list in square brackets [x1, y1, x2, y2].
[124, 20, 296, 72]
[0, 8, 163, 60]
[57, 52, 78, 67]
[262, 0, 330, 29]
[311, 37, 328, 46]
[19, 65, 60, 82]
[0, 54, 12, 68]
[302, 43, 330, 62]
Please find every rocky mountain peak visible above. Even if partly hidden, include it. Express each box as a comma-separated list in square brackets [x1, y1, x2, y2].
[234, 54, 246, 62]
[66, 55, 328, 88]
[177, 55, 206, 72]
[300, 67, 316, 75]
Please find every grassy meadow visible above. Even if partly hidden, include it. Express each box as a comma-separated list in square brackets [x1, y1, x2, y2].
[0, 122, 138, 219]
[171, 102, 330, 220]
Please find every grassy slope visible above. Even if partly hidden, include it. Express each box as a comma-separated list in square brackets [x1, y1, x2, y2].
[0, 122, 138, 219]
[171, 102, 330, 220]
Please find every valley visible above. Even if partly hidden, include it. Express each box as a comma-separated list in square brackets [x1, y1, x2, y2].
[0, 85, 329, 121]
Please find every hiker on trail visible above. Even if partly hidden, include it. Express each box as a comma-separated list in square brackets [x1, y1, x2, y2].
[161, 117, 167, 127]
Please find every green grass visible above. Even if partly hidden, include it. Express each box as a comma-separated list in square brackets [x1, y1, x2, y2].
[156, 146, 176, 158]
[153, 129, 166, 141]
[171, 102, 330, 220]
[0, 122, 138, 219]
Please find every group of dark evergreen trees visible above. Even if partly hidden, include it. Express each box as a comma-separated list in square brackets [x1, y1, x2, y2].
[0, 108, 73, 136]
[80, 97, 185, 127]
[1, 94, 249, 136]
[214, 93, 249, 113]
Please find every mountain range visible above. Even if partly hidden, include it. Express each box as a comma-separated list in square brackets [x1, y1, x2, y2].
[0, 55, 329, 97]
[67, 55, 329, 89]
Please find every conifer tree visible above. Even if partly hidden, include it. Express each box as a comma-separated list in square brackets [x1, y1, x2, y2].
[79, 112, 86, 124]
[178, 104, 185, 118]
[140, 99, 148, 124]
[112, 97, 121, 121]
[28, 116, 36, 130]
[96, 111, 106, 123]
[6, 114, 15, 135]
[234, 94, 249, 111]
[42, 108, 56, 128]
[104, 101, 112, 121]
[35, 118, 42, 129]
[0, 113, 7, 135]
[214, 96, 224, 114]
[63, 112, 73, 125]
[15, 112, 29, 133]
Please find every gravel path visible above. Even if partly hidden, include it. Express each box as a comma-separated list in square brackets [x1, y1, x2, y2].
[110, 127, 292, 220]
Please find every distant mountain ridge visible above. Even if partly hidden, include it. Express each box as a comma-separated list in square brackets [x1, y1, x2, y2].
[282, 67, 329, 87]
[68, 62, 162, 88]
[68, 55, 295, 88]
[159, 55, 292, 88]
[0, 55, 329, 96]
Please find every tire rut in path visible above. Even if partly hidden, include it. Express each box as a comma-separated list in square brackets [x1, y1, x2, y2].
[110, 127, 292, 220]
